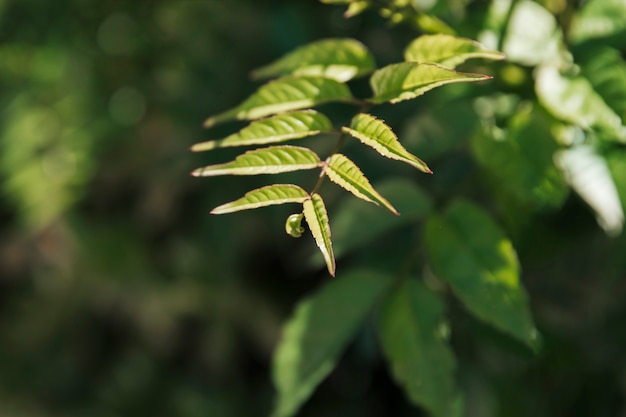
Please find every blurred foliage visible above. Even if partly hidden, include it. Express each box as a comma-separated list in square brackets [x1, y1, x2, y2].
[1, 0, 626, 417]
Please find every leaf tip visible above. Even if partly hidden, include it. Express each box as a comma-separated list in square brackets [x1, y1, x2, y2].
[203, 117, 216, 128]
[190, 169, 202, 177]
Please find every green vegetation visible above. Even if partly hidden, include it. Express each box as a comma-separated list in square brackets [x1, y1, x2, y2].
[1, 0, 626, 416]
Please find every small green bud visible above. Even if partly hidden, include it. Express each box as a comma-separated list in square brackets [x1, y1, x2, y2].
[285, 213, 305, 238]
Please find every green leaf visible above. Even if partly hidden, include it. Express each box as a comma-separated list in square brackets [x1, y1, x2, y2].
[536, 65, 626, 142]
[325, 153, 398, 215]
[286, 213, 306, 238]
[303, 193, 335, 276]
[210, 184, 309, 214]
[580, 47, 626, 120]
[471, 104, 568, 209]
[424, 199, 539, 349]
[252, 38, 376, 82]
[191, 145, 321, 177]
[569, 0, 626, 43]
[404, 34, 504, 68]
[379, 280, 458, 417]
[192, 110, 333, 152]
[330, 179, 433, 259]
[272, 269, 390, 417]
[204, 76, 353, 127]
[344, 1, 370, 17]
[369, 62, 490, 104]
[342, 113, 432, 173]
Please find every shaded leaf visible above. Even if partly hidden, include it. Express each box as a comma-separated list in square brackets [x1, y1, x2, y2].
[330, 179, 433, 259]
[303, 193, 335, 276]
[580, 47, 626, 120]
[404, 34, 504, 68]
[191, 146, 321, 177]
[272, 269, 390, 417]
[252, 38, 375, 82]
[379, 280, 458, 417]
[370, 62, 490, 104]
[192, 110, 333, 152]
[204, 76, 353, 127]
[471, 104, 568, 209]
[342, 113, 431, 173]
[424, 199, 539, 349]
[325, 153, 398, 215]
[210, 184, 309, 214]
[536, 65, 626, 142]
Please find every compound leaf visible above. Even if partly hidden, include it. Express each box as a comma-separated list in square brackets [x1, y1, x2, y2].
[210, 184, 310, 214]
[379, 280, 458, 417]
[204, 76, 353, 127]
[272, 269, 390, 417]
[424, 199, 539, 350]
[370, 62, 490, 104]
[191, 146, 321, 177]
[192, 110, 333, 152]
[342, 113, 432, 173]
[303, 193, 335, 276]
[325, 153, 398, 215]
[252, 38, 375, 82]
[404, 34, 504, 68]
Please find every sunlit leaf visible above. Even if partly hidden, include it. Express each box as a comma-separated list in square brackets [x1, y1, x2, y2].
[252, 39, 375, 82]
[369, 62, 490, 104]
[192, 110, 333, 152]
[210, 184, 309, 214]
[303, 193, 335, 276]
[471, 104, 568, 209]
[342, 113, 431, 173]
[191, 146, 321, 177]
[325, 153, 398, 215]
[424, 199, 539, 350]
[502, 0, 561, 66]
[536, 65, 626, 142]
[330, 179, 433, 259]
[379, 280, 458, 417]
[272, 269, 390, 417]
[404, 34, 504, 68]
[413, 13, 456, 35]
[204, 76, 353, 127]
[556, 145, 624, 236]
[569, 0, 626, 43]
[345, 1, 371, 17]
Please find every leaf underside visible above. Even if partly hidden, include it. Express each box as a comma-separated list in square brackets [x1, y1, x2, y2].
[342, 113, 432, 173]
[303, 193, 335, 276]
[192, 110, 333, 152]
[404, 34, 505, 68]
[370, 62, 491, 104]
[204, 76, 353, 127]
[191, 145, 321, 177]
[211, 184, 310, 214]
[252, 38, 376, 82]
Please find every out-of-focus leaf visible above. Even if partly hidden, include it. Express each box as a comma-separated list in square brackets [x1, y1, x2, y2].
[210, 185, 309, 214]
[325, 153, 398, 215]
[580, 47, 626, 120]
[413, 13, 456, 35]
[252, 39, 375, 82]
[556, 145, 624, 236]
[607, 149, 626, 223]
[379, 280, 458, 417]
[369, 62, 490, 104]
[342, 113, 431, 173]
[191, 146, 321, 177]
[303, 193, 335, 276]
[191, 111, 333, 152]
[502, 0, 561, 66]
[569, 0, 626, 43]
[331, 179, 433, 258]
[424, 199, 539, 350]
[471, 103, 568, 209]
[404, 34, 504, 68]
[345, 1, 370, 17]
[272, 269, 390, 417]
[536, 65, 626, 143]
[204, 76, 353, 127]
